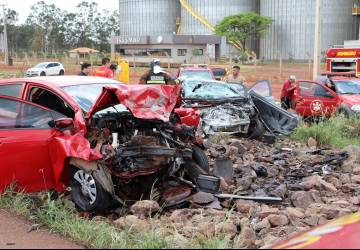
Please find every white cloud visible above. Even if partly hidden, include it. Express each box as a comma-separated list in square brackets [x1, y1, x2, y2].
[3, 0, 118, 23]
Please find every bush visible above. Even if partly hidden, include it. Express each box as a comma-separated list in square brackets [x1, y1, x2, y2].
[292, 115, 360, 148]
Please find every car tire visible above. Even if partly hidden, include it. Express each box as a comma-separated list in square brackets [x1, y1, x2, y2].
[70, 167, 111, 213]
[337, 105, 352, 118]
[247, 116, 266, 140]
[59, 70, 65, 75]
[40, 72, 46, 76]
[192, 145, 210, 173]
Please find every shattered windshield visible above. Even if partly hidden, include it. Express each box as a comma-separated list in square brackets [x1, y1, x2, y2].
[180, 70, 213, 80]
[62, 84, 117, 111]
[183, 80, 246, 100]
[334, 80, 360, 94]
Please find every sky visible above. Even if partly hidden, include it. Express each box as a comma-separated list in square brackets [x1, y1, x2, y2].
[2, 0, 119, 23]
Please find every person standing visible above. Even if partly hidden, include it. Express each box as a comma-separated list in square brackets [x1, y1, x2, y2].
[139, 59, 176, 85]
[92, 58, 114, 79]
[79, 63, 91, 76]
[225, 65, 246, 85]
[280, 75, 297, 110]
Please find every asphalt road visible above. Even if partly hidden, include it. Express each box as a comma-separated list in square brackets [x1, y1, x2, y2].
[0, 210, 83, 249]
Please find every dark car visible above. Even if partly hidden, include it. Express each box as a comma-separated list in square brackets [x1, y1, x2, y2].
[181, 79, 299, 138]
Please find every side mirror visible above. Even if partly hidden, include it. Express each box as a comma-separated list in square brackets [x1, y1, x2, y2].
[49, 118, 74, 131]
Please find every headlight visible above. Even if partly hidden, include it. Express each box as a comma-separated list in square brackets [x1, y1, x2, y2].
[351, 105, 360, 113]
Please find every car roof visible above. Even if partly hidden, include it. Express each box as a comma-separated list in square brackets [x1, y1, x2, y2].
[181, 68, 212, 71]
[0, 76, 121, 88]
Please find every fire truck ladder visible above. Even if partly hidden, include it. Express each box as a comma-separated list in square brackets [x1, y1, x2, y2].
[179, 0, 243, 51]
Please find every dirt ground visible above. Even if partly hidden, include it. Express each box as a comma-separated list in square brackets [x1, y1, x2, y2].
[0, 62, 325, 100]
[0, 210, 82, 249]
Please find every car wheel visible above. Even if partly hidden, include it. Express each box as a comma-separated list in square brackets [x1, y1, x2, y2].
[40, 72, 46, 76]
[59, 70, 65, 75]
[70, 167, 111, 213]
[247, 116, 266, 140]
[192, 145, 210, 173]
[337, 105, 352, 118]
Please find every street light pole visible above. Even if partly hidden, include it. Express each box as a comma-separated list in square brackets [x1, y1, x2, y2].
[313, 0, 321, 80]
[0, 4, 8, 64]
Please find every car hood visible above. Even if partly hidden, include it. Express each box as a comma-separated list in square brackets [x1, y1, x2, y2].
[86, 84, 181, 122]
[339, 94, 360, 106]
[27, 67, 45, 71]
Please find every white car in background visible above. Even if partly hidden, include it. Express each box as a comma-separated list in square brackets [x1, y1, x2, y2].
[26, 62, 65, 77]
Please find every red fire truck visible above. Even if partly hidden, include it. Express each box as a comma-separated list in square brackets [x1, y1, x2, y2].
[326, 47, 360, 77]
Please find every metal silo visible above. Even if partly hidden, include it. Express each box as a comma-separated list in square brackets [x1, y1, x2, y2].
[119, 0, 180, 37]
[260, 0, 356, 61]
[180, 0, 259, 35]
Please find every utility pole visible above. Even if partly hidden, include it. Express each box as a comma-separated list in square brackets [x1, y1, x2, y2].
[0, 4, 8, 65]
[313, 0, 321, 80]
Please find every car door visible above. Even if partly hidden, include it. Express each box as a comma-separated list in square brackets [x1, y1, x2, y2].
[249, 80, 275, 103]
[0, 96, 57, 192]
[295, 81, 339, 117]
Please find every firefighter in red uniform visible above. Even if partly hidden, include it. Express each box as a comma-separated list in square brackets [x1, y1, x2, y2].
[280, 75, 297, 110]
[93, 58, 114, 79]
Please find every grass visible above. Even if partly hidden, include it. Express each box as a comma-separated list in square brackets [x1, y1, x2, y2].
[292, 115, 360, 149]
[0, 190, 232, 249]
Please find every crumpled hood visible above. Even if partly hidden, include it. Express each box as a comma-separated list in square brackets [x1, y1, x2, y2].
[86, 84, 181, 122]
[340, 94, 360, 106]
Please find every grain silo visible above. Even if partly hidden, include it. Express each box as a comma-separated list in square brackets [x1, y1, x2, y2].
[260, 0, 356, 61]
[179, 0, 260, 55]
[119, 0, 180, 37]
[180, 0, 259, 35]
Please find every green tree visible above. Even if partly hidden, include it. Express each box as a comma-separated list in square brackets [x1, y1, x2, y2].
[215, 12, 272, 51]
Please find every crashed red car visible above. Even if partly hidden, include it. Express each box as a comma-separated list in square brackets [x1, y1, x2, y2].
[271, 212, 360, 249]
[0, 76, 208, 212]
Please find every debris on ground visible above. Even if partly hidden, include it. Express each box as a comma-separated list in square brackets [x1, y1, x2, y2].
[65, 136, 360, 248]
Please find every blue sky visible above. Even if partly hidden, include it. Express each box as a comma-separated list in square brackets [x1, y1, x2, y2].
[3, 0, 118, 23]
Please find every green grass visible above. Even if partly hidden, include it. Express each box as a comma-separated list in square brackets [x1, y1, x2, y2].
[0, 190, 232, 249]
[292, 115, 360, 148]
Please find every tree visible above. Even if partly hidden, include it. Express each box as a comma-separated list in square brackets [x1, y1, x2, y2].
[215, 13, 272, 51]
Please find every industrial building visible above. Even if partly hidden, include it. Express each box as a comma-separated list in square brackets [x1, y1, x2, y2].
[113, 0, 358, 62]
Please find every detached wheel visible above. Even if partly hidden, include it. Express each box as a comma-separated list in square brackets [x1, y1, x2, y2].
[59, 70, 65, 75]
[40, 72, 46, 76]
[70, 167, 111, 213]
[247, 116, 266, 140]
[192, 145, 210, 173]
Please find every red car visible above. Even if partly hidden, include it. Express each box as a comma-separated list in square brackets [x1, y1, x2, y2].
[176, 64, 216, 81]
[271, 212, 360, 249]
[0, 76, 205, 212]
[291, 77, 360, 118]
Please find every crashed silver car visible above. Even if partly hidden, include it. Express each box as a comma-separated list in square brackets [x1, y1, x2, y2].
[181, 80, 299, 139]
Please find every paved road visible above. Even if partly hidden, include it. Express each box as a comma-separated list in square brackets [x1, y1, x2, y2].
[0, 210, 83, 249]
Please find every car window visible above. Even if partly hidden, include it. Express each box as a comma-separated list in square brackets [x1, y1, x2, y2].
[54, 63, 60, 67]
[0, 98, 53, 129]
[250, 80, 272, 97]
[180, 70, 213, 80]
[299, 81, 333, 98]
[0, 84, 23, 98]
[28, 87, 75, 118]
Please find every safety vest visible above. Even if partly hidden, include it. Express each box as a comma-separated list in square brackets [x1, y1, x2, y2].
[146, 75, 166, 84]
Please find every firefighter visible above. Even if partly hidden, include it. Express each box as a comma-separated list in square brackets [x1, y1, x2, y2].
[280, 75, 297, 110]
[139, 59, 176, 85]
[93, 58, 114, 79]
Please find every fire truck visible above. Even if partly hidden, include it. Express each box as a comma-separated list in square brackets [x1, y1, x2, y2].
[326, 46, 360, 77]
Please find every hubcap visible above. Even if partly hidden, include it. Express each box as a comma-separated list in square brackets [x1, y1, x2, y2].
[74, 170, 97, 205]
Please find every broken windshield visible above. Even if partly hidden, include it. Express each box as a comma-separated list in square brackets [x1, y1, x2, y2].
[62, 84, 118, 111]
[183, 80, 247, 100]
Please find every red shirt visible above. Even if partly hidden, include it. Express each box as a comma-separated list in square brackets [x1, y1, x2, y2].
[280, 80, 295, 99]
[92, 65, 114, 79]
